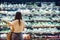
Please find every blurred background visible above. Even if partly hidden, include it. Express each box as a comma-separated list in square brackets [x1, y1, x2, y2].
[0, 0, 60, 40]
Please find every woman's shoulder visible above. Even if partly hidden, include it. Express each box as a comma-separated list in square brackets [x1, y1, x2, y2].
[11, 20, 18, 24]
[13, 20, 18, 22]
[12, 20, 24, 23]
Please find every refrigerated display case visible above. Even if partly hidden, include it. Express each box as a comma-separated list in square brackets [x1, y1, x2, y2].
[0, 2, 60, 40]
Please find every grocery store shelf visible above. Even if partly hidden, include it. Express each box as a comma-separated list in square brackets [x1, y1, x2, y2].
[25, 20, 34, 22]
[0, 30, 59, 35]
[0, 30, 10, 34]
[32, 26, 60, 28]
[0, 3, 60, 37]
[25, 20, 51, 22]
[25, 26, 60, 28]
[22, 13, 60, 16]
[0, 11, 16, 14]
[25, 20, 59, 22]
[31, 32, 60, 34]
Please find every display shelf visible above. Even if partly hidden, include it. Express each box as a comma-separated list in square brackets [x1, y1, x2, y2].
[0, 24, 7, 27]
[23, 29, 60, 34]
[22, 13, 60, 16]
[0, 30, 10, 34]
[0, 11, 16, 14]
[25, 20, 34, 22]
[25, 20, 59, 22]
[25, 26, 60, 28]
[31, 32, 60, 35]
[0, 30, 60, 35]
[0, 3, 60, 36]
[31, 33, 60, 38]
[32, 26, 60, 28]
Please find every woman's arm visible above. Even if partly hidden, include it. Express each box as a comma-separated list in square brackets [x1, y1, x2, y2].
[2, 20, 10, 24]
[1, 19, 13, 27]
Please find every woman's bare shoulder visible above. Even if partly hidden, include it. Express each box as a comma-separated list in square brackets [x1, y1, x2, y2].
[12, 20, 25, 23]
[21, 20, 25, 23]
[12, 20, 18, 23]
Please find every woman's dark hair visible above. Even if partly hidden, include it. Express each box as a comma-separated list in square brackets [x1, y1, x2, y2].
[15, 12, 22, 25]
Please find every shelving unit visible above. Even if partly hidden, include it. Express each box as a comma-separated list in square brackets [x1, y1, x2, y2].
[0, 2, 60, 40]
[0, 3, 60, 33]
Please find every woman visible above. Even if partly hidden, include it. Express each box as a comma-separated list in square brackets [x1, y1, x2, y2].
[2, 12, 25, 40]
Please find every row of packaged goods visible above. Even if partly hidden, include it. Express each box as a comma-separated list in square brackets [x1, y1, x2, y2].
[24, 28, 60, 34]
[0, 2, 55, 8]
[31, 35, 60, 40]
[0, 27, 60, 34]
[0, 21, 60, 27]
[0, 2, 60, 14]
[0, 7, 60, 14]
[23, 16, 60, 21]
[25, 22, 60, 27]
[0, 22, 60, 27]
[0, 13, 60, 21]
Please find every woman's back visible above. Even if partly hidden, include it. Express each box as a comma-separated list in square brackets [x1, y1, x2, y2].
[11, 20, 24, 33]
